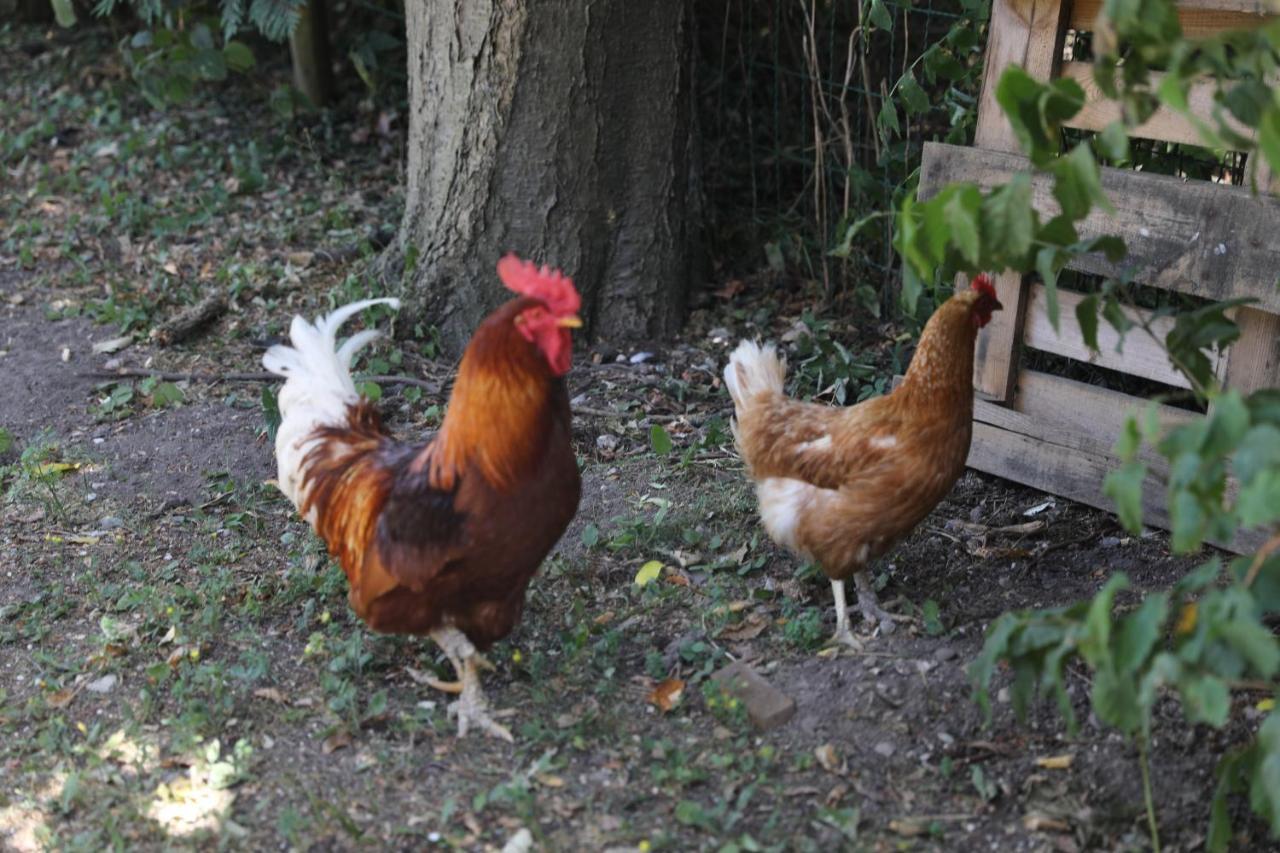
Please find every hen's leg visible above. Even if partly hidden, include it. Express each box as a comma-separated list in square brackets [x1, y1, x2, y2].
[427, 627, 512, 742]
[827, 580, 863, 649]
[853, 570, 912, 634]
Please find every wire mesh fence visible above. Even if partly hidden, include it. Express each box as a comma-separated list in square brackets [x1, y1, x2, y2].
[697, 0, 979, 311]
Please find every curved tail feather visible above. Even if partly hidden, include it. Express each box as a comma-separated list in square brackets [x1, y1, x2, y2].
[263, 297, 401, 511]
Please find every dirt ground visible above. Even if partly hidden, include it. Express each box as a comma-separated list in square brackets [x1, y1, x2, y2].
[2, 23, 1276, 853]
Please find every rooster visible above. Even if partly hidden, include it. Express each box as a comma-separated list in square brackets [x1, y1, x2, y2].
[263, 254, 583, 740]
[724, 274, 1001, 647]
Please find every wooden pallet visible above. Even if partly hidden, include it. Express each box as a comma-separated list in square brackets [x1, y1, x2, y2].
[918, 0, 1280, 553]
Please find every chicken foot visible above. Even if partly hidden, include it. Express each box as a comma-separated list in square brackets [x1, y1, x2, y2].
[427, 627, 513, 742]
[852, 571, 915, 634]
[828, 579, 864, 650]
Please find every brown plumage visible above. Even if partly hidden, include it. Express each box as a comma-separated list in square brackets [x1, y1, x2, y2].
[264, 256, 583, 739]
[301, 298, 580, 647]
[724, 276, 1001, 645]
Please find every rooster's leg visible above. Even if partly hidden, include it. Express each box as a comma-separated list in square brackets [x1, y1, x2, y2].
[428, 627, 513, 742]
[827, 580, 863, 649]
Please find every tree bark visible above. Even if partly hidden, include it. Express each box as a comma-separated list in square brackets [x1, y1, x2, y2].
[396, 0, 699, 355]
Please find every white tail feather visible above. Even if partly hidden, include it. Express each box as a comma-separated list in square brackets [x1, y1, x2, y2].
[723, 340, 786, 409]
[724, 340, 787, 455]
[263, 297, 401, 511]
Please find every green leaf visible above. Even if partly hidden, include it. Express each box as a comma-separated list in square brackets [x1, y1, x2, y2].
[1035, 247, 1063, 331]
[868, 0, 893, 31]
[877, 99, 901, 140]
[1259, 107, 1280, 180]
[1051, 144, 1111, 220]
[1092, 666, 1143, 733]
[650, 424, 673, 455]
[634, 560, 663, 587]
[1080, 573, 1128, 668]
[1104, 460, 1147, 534]
[1219, 619, 1280, 679]
[357, 380, 382, 401]
[1237, 470, 1280, 529]
[151, 382, 185, 407]
[898, 72, 931, 115]
[0, 428, 12, 455]
[1235, 424, 1280, 486]
[223, 41, 256, 72]
[981, 174, 1034, 261]
[1170, 488, 1208, 553]
[945, 188, 982, 266]
[50, 0, 76, 27]
[1098, 120, 1130, 162]
[1115, 592, 1168, 673]
[581, 524, 600, 548]
[1076, 294, 1100, 351]
[1181, 672, 1230, 727]
[1203, 391, 1250, 458]
[1114, 414, 1142, 460]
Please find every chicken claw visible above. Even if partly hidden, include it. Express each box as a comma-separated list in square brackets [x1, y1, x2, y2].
[827, 580, 865, 650]
[448, 657, 514, 742]
[429, 627, 514, 741]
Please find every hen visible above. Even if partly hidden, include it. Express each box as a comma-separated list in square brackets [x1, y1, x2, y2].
[724, 275, 1001, 647]
[263, 254, 583, 740]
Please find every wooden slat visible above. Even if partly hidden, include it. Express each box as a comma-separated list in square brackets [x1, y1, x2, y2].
[970, 0, 1072, 402]
[1011, 369, 1199, 449]
[968, 375, 1266, 553]
[1059, 62, 1252, 148]
[1022, 284, 1226, 389]
[918, 142, 1280, 314]
[1221, 157, 1280, 394]
[1070, 0, 1275, 38]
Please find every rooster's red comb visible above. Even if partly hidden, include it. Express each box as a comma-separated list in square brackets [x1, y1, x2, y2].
[971, 273, 996, 300]
[497, 253, 581, 317]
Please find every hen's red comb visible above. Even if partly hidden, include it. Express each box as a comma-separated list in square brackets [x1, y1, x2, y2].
[497, 253, 581, 317]
[971, 273, 996, 300]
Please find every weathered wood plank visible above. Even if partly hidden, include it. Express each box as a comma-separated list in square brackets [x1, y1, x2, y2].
[967, 417, 1267, 553]
[918, 142, 1280, 314]
[1022, 284, 1226, 390]
[1011, 368, 1199, 450]
[1059, 62, 1251, 147]
[1070, 0, 1274, 37]
[1221, 158, 1280, 394]
[969, 0, 1072, 403]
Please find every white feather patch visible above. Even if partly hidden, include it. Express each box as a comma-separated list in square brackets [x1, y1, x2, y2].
[869, 435, 898, 449]
[797, 435, 833, 453]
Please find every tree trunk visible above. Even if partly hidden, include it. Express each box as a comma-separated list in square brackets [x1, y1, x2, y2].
[395, 0, 699, 355]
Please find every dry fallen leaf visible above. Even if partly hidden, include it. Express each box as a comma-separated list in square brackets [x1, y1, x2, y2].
[253, 687, 289, 705]
[718, 612, 768, 642]
[648, 678, 685, 713]
[1023, 813, 1071, 832]
[888, 819, 925, 837]
[535, 773, 566, 788]
[47, 688, 77, 708]
[593, 610, 615, 626]
[814, 743, 843, 774]
[322, 731, 352, 754]
[1035, 753, 1074, 770]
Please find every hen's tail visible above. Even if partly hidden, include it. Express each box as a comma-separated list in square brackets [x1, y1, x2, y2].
[723, 340, 786, 453]
[723, 340, 786, 409]
[262, 298, 400, 511]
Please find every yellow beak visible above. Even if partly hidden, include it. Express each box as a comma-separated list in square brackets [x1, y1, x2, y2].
[557, 315, 584, 329]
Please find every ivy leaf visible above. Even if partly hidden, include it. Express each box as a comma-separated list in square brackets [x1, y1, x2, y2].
[1104, 460, 1148, 534]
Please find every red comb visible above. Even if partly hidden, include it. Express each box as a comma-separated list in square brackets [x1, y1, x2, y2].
[971, 273, 996, 300]
[496, 253, 581, 317]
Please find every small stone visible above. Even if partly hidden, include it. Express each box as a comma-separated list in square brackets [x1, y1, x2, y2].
[933, 645, 958, 662]
[1099, 536, 1122, 548]
[596, 434, 619, 452]
[873, 741, 895, 758]
[86, 674, 117, 693]
[629, 351, 654, 364]
[98, 516, 124, 530]
[711, 661, 795, 731]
